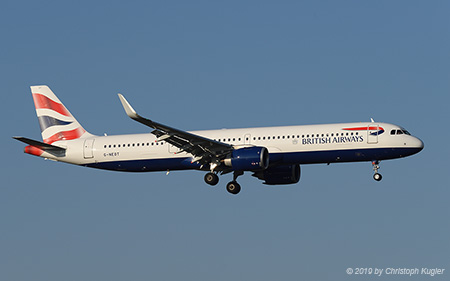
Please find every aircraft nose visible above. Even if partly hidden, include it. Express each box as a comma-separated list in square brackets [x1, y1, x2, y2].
[412, 137, 424, 153]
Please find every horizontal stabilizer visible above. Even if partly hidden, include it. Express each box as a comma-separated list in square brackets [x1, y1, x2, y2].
[13, 137, 66, 152]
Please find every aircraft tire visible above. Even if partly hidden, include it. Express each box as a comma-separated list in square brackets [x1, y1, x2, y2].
[204, 172, 219, 186]
[226, 181, 241, 195]
[373, 173, 382, 181]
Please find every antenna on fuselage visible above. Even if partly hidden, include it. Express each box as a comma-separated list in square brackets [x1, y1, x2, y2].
[370, 118, 375, 123]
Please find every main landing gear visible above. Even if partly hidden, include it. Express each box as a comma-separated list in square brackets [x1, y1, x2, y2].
[226, 171, 243, 195]
[226, 181, 241, 195]
[204, 172, 219, 186]
[204, 171, 243, 195]
[372, 161, 382, 181]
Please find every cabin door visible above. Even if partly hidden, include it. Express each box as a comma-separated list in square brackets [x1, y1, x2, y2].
[83, 139, 95, 159]
[367, 124, 379, 144]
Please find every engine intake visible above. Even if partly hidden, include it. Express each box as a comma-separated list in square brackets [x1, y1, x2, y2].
[224, 146, 269, 171]
[253, 164, 301, 185]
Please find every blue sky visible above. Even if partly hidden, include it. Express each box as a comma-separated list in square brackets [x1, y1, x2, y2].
[1, 1, 449, 280]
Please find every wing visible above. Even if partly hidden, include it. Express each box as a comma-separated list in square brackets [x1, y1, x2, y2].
[118, 94, 233, 166]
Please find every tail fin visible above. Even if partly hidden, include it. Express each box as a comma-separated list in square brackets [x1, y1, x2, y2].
[31, 85, 92, 144]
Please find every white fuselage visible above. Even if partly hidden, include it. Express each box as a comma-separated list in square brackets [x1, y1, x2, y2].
[40, 122, 424, 172]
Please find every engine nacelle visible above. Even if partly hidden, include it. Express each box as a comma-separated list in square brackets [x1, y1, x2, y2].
[224, 146, 269, 171]
[253, 164, 301, 185]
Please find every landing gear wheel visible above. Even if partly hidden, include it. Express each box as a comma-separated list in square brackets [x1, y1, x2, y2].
[373, 173, 382, 181]
[371, 161, 382, 182]
[204, 172, 219, 186]
[226, 181, 241, 195]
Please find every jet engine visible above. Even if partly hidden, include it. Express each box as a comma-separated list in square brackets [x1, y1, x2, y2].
[224, 146, 269, 171]
[253, 164, 301, 185]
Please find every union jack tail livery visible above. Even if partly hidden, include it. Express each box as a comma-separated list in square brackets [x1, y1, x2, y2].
[31, 85, 92, 144]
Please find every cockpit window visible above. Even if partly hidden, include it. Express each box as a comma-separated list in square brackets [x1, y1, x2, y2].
[399, 128, 411, 135]
[391, 128, 411, 136]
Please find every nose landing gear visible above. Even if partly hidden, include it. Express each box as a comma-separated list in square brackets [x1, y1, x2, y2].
[372, 161, 382, 181]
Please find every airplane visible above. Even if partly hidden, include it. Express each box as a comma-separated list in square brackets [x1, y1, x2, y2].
[14, 85, 424, 195]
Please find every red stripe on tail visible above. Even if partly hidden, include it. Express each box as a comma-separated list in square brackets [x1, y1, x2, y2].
[32, 93, 71, 117]
[43, 127, 86, 144]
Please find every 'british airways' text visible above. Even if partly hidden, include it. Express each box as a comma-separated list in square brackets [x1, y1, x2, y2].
[302, 136, 364, 145]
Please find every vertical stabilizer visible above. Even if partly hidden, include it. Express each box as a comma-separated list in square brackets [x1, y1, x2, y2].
[31, 85, 93, 144]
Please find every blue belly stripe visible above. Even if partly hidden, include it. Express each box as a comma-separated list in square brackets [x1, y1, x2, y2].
[84, 147, 422, 172]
